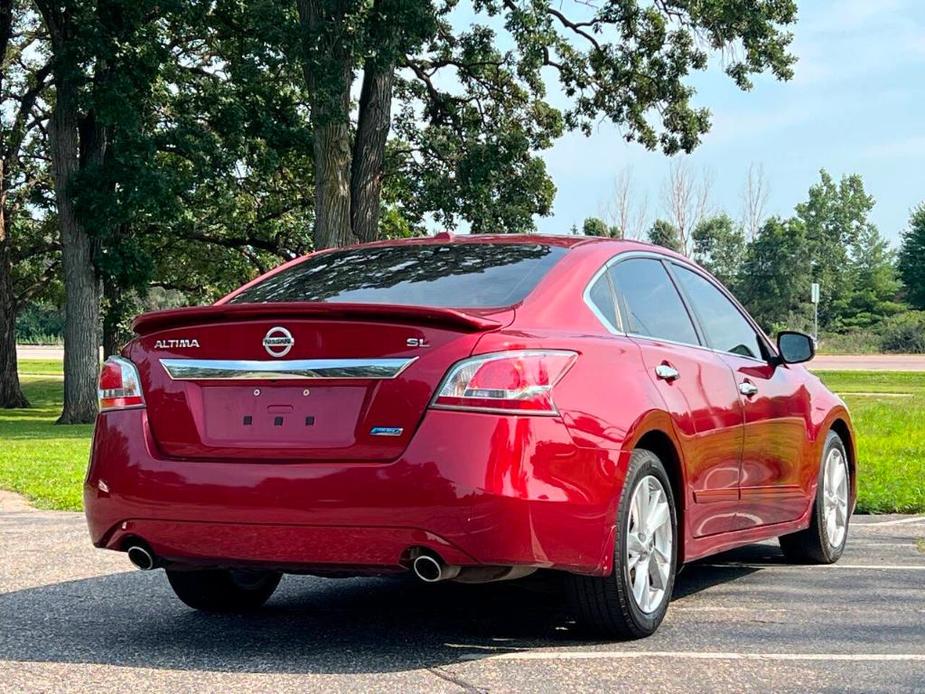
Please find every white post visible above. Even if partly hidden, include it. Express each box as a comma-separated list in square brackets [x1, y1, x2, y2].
[811, 282, 820, 341]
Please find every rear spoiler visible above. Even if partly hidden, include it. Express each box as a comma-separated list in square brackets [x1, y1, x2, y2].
[132, 302, 504, 336]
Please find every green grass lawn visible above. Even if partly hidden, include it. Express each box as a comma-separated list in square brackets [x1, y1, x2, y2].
[814, 370, 925, 514]
[1, 361, 924, 514]
[0, 366, 92, 510]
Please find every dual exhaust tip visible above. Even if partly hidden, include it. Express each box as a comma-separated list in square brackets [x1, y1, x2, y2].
[411, 552, 537, 584]
[126, 543, 158, 571]
[129, 542, 457, 581]
[411, 553, 461, 583]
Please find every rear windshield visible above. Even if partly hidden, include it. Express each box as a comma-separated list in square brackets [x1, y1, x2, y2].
[228, 242, 567, 308]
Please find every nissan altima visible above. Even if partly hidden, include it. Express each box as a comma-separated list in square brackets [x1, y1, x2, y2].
[86, 234, 855, 638]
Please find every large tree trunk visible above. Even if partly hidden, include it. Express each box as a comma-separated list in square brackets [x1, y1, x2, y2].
[0, 0, 27, 408]
[351, 61, 395, 243]
[297, 0, 355, 249]
[49, 80, 101, 425]
[0, 201, 28, 409]
[313, 120, 354, 249]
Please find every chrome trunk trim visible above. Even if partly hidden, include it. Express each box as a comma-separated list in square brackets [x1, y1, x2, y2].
[159, 357, 417, 381]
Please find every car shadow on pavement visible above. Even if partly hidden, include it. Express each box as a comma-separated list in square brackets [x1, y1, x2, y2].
[0, 547, 764, 674]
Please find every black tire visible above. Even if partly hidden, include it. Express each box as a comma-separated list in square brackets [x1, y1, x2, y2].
[567, 448, 678, 639]
[166, 568, 282, 612]
[779, 431, 850, 564]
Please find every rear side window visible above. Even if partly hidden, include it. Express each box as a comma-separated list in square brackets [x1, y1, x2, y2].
[229, 243, 567, 308]
[672, 265, 765, 360]
[587, 273, 619, 331]
[609, 258, 699, 346]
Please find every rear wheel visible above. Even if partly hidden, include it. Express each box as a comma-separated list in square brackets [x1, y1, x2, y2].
[166, 568, 282, 612]
[568, 448, 678, 639]
[779, 431, 850, 564]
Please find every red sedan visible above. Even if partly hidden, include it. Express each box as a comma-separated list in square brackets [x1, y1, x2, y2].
[86, 234, 855, 638]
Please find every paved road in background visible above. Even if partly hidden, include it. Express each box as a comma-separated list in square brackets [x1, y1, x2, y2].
[2, 490, 923, 693]
[17, 345, 925, 372]
[810, 354, 925, 371]
[17, 346, 66, 362]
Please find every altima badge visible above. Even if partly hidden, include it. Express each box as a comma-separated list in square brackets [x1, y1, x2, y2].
[154, 339, 200, 349]
[263, 326, 294, 358]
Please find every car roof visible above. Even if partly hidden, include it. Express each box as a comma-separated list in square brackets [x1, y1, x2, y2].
[355, 232, 687, 259]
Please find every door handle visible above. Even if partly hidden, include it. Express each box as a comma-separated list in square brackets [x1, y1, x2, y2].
[655, 364, 680, 382]
[739, 381, 758, 397]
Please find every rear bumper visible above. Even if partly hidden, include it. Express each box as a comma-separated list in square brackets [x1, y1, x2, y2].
[85, 409, 628, 575]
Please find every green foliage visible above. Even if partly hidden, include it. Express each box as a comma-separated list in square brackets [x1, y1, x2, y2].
[490, 0, 797, 154]
[816, 330, 882, 355]
[15, 301, 64, 344]
[879, 311, 925, 354]
[691, 214, 745, 288]
[729, 171, 903, 334]
[737, 217, 812, 332]
[794, 170, 895, 330]
[898, 204, 925, 310]
[647, 219, 682, 252]
[844, 224, 903, 328]
[582, 217, 617, 238]
[301, 0, 798, 238]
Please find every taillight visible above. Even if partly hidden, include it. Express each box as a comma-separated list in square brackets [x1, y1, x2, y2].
[98, 357, 145, 411]
[431, 350, 577, 415]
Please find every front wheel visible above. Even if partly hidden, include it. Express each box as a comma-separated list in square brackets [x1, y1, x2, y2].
[779, 430, 851, 564]
[567, 448, 678, 639]
[166, 568, 282, 612]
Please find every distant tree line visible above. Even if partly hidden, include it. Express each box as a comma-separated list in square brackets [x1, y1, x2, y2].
[580, 168, 925, 349]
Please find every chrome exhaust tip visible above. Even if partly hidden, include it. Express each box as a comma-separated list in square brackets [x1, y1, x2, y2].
[127, 544, 156, 571]
[412, 554, 460, 583]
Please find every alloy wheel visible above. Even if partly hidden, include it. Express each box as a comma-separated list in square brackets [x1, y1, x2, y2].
[823, 447, 849, 548]
[625, 475, 673, 614]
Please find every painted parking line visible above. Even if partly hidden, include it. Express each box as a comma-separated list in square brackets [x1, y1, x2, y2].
[459, 651, 925, 663]
[853, 516, 925, 527]
[698, 562, 925, 571]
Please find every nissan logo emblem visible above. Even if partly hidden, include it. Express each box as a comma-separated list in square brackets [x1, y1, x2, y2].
[263, 326, 294, 358]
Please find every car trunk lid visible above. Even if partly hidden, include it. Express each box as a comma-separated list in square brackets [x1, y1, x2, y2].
[126, 303, 509, 462]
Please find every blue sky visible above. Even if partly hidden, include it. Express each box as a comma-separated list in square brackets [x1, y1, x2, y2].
[457, 1, 925, 245]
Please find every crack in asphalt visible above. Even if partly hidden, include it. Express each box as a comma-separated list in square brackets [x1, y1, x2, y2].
[427, 665, 487, 693]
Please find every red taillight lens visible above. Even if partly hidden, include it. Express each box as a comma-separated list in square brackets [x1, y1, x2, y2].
[98, 357, 145, 411]
[431, 350, 577, 415]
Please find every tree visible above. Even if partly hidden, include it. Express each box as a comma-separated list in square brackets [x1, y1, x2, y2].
[737, 217, 812, 332]
[899, 204, 925, 310]
[661, 158, 712, 255]
[0, 0, 53, 408]
[844, 224, 902, 328]
[692, 214, 746, 289]
[604, 168, 647, 240]
[741, 162, 769, 241]
[794, 170, 875, 331]
[294, 0, 797, 248]
[86, 0, 316, 354]
[35, 0, 179, 423]
[647, 219, 682, 253]
[582, 217, 617, 238]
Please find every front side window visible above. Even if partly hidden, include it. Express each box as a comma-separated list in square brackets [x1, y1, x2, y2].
[609, 258, 699, 346]
[229, 242, 567, 308]
[672, 265, 765, 360]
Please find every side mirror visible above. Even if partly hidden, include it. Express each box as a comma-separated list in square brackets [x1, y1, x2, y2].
[776, 331, 815, 365]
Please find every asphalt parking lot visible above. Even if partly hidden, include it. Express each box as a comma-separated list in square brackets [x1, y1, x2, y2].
[1, 491, 923, 693]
